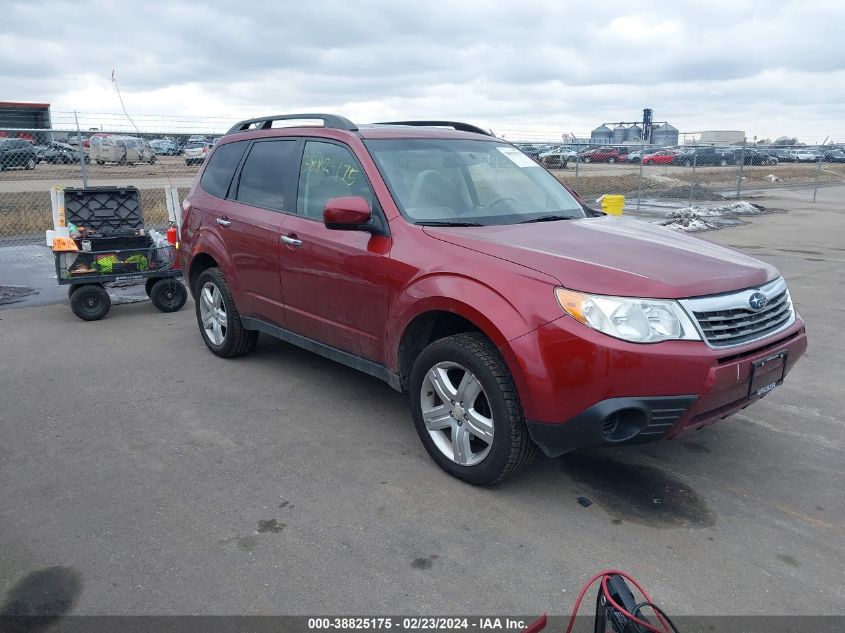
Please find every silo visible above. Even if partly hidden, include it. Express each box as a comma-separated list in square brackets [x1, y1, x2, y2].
[591, 124, 612, 143]
[626, 125, 643, 142]
[652, 123, 679, 147]
[612, 125, 627, 144]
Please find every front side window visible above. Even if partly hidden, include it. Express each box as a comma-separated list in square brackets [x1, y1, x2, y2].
[297, 141, 374, 220]
[235, 140, 297, 211]
[365, 138, 585, 225]
[200, 140, 247, 199]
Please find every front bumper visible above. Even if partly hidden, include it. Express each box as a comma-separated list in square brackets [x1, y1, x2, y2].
[503, 314, 807, 457]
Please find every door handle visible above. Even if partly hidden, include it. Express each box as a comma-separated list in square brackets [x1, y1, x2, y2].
[216, 217, 231, 227]
[280, 235, 302, 248]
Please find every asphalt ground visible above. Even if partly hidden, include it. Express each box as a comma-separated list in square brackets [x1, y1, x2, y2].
[0, 187, 842, 618]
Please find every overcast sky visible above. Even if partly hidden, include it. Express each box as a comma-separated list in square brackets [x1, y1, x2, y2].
[2, 0, 843, 141]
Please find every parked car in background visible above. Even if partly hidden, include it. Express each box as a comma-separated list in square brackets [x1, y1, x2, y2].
[514, 144, 543, 159]
[677, 147, 735, 166]
[736, 148, 779, 166]
[824, 149, 845, 163]
[0, 137, 37, 171]
[642, 150, 676, 165]
[89, 135, 156, 165]
[579, 146, 625, 163]
[184, 141, 215, 166]
[538, 146, 574, 168]
[790, 149, 821, 162]
[149, 139, 180, 156]
[770, 149, 796, 163]
[36, 142, 91, 164]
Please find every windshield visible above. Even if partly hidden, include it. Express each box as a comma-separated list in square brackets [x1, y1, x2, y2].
[365, 139, 586, 225]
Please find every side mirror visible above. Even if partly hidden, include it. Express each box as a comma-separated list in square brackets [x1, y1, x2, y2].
[323, 196, 372, 230]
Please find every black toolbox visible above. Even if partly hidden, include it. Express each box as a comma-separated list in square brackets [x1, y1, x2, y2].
[55, 186, 180, 285]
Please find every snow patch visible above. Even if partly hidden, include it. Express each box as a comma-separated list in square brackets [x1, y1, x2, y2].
[660, 201, 768, 232]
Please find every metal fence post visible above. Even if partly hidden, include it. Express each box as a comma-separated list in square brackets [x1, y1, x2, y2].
[74, 110, 88, 188]
[689, 141, 698, 208]
[636, 137, 644, 209]
[735, 139, 746, 198]
[574, 140, 580, 194]
[813, 136, 829, 203]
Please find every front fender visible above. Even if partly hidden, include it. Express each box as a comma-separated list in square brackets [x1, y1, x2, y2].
[387, 272, 559, 376]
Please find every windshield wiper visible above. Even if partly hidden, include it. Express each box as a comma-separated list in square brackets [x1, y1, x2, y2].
[416, 221, 484, 227]
[518, 214, 574, 224]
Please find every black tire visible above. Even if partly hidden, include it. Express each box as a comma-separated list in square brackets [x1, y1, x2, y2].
[70, 284, 111, 321]
[26, 158, 35, 170]
[409, 332, 536, 485]
[719, 159, 728, 166]
[144, 277, 157, 297]
[96, 160, 104, 165]
[607, 157, 615, 164]
[684, 160, 692, 167]
[194, 267, 258, 357]
[582, 157, 591, 163]
[149, 278, 187, 312]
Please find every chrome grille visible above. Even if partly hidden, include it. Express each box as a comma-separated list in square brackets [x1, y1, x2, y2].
[680, 278, 795, 348]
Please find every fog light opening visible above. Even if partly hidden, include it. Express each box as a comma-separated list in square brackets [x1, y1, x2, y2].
[601, 408, 647, 443]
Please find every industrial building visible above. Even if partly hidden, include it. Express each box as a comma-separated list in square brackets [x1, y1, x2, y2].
[697, 130, 746, 145]
[589, 109, 679, 146]
[590, 122, 679, 146]
[0, 101, 52, 142]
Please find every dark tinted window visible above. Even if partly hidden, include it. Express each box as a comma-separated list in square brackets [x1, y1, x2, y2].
[200, 141, 247, 199]
[236, 140, 296, 211]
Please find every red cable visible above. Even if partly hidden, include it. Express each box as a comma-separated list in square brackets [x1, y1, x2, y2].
[562, 569, 670, 633]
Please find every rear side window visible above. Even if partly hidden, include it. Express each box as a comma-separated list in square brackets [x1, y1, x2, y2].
[234, 140, 296, 211]
[200, 141, 247, 199]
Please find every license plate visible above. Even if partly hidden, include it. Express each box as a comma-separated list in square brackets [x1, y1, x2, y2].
[747, 351, 788, 399]
[754, 382, 778, 397]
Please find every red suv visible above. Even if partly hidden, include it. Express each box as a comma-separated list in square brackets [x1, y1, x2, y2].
[180, 114, 807, 485]
[579, 146, 625, 163]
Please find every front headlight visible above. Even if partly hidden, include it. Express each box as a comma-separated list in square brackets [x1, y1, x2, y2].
[555, 288, 700, 343]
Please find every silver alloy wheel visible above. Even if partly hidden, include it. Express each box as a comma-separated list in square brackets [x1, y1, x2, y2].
[420, 361, 494, 466]
[199, 281, 227, 346]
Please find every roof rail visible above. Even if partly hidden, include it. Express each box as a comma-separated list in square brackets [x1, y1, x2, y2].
[374, 120, 494, 137]
[225, 113, 358, 135]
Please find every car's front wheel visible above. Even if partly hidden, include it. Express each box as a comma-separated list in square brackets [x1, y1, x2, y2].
[195, 267, 258, 358]
[409, 333, 536, 485]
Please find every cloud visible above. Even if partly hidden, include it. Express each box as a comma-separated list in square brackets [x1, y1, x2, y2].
[0, 0, 843, 140]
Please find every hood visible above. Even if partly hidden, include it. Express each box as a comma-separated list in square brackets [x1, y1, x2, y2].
[423, 216, 778, 298]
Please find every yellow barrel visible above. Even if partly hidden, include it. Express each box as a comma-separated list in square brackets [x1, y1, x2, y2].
[600, 194, 625, 216]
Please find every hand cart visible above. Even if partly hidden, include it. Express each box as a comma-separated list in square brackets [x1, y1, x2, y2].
[50, 186, 187, 321]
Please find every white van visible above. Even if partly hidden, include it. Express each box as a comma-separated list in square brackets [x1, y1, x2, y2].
[89, 135, 156, 165]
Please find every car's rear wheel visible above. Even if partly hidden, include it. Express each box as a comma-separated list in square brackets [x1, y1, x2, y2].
[409, 333, 536, 485]
[607, 157, 615, 164]
[719, 159, 728, 166]
[582, 157, 591, 163]
[195, 267, 258, 358]
[26, 158, 35, 170]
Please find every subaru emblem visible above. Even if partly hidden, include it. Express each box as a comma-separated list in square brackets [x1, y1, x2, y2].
[748, 292, 768, 310]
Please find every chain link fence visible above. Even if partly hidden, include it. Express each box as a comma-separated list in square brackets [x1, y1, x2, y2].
[506, 137, 844, 211]
[1, 120, 842, 257]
